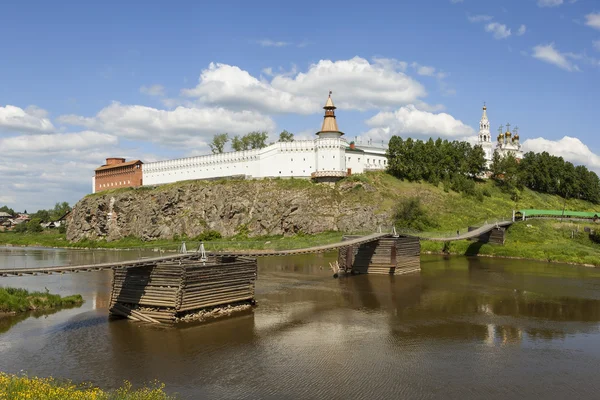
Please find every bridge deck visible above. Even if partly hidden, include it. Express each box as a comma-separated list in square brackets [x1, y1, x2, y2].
[416, 220, 513, 242]
[0, 223, 513, 277]
[0, 232, 390, 277]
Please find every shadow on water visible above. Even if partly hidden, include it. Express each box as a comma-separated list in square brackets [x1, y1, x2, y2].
[104, 312, 259, 386]
[0, 303, 85, 334]
[464, 240, 484, 256]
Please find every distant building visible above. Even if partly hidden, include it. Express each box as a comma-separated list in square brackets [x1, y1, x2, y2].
[476, 104, 524, 168]
[495, 122, 523, 160]
[0, 212, 12, 222]
[477, 104, 494, 169]
[93, 158, 143, 193]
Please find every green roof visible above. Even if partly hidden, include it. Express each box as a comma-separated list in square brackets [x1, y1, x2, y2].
[519, 209, 599, 218]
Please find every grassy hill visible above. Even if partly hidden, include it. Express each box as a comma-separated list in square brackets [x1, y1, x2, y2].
[353, 171, 598, 232]
[2, 171, 599, 266]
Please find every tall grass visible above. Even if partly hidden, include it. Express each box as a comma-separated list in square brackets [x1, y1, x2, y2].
[0, 287, 83, 314]
[421, 219, 600, 266]
[0, 373, 176, 400]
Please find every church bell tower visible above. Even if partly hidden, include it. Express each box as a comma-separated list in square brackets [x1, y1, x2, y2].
[478, 103, 494, 169]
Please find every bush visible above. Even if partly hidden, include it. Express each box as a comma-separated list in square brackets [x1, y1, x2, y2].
[451, 175, 476, 196]
[193, 230, 222, 242]
[394, 197, 437, 231]
[26, 218, 43, 233]
[13, 223, 27, 233]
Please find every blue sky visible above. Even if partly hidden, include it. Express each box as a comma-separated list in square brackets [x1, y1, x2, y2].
[1, 0, 599, 211]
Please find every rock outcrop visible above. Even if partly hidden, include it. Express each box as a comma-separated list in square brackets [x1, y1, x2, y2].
[67, 179, 391, 242]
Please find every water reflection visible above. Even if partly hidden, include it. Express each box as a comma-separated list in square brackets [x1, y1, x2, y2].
[2, 250, 600, 398]
[0, 304, 84, 334]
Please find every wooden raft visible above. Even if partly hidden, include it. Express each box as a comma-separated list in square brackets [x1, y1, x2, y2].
[340, 236, 421, 275]
[109, 256, 257, 323]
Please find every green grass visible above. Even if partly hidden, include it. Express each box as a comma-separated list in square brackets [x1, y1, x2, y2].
[0, 373, 175, 399]
[4, 172, 600, 265]
[0, 287, 84, 314]
[421, 219, 600, 266]
[0, 230, 345, 252]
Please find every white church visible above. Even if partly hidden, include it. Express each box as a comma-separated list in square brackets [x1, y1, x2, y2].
[142, 93, 388, 186]
[476, 103, 523, 168]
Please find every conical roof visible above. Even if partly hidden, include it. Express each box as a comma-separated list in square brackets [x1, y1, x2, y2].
[318, 91, 342, 134]
[324, 94, 335, 109]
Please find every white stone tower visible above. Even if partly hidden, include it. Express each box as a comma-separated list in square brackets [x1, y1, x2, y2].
[478, 103, 494, 168]
[314, 91, 347, 180]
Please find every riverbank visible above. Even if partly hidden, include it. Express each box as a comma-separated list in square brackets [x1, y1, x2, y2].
[0, 230, 346, 251]
[0, 373, 175, 399]
[2, 219, 598, 267]
[0, 287, 84, 315]
[421, 219, 600, 266]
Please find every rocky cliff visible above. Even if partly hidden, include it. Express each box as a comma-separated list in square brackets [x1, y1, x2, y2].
[67, 178, 392, 242]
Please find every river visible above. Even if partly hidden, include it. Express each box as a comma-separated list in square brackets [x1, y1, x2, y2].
[1, 246, 600, 399]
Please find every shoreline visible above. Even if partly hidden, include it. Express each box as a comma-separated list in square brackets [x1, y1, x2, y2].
[422, 250, 598, 268]
[2, 241, 597, 269]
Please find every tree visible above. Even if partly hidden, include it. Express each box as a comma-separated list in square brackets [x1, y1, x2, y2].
[209, 133, 229, 154]
[231, 132, 269, 151]
[0, 205, 15, 216]
[231, 135, 249, 151]
[51, 202, 71, 221]
[246, 131, 269, 149]
[31, 209, 51, 222]
[467, 145, 486, 177]
[278, 130, 294, 142]
[490, 151, 503, 179]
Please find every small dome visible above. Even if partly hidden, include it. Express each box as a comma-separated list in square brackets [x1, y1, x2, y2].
[505, 131, 511, 137]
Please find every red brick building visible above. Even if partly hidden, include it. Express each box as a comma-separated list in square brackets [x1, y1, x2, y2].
[94, 158, 143, 193]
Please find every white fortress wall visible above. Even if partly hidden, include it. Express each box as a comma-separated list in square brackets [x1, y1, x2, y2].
[258, 140, 315, 178]
[143, 148, 262, 185]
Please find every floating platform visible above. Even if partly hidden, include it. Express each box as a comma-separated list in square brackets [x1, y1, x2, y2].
[109, 256, 257, 324]
[338, 235, 421, 275]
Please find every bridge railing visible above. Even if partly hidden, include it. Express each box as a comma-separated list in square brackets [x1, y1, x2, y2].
[394, 216, 515, 240]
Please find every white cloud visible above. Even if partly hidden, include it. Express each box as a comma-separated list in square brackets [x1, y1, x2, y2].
[468, 15, 493, 23]
[58, 102, 276, 149]
[140, 84, 165, 97]
[257, 39, 290, 47]
[364, 105, 475, 141]
[182, 57, 427, 114]
[532, 43, 579, 71]
[585, 13, 600, 30]
[181, 63, 317, 114]
[485, 22, 512, 39]
[594, 40, 600, 52]
[411, 63, 436, 76]
[0, 131, 117, 153]
[0, 105, 55, 134]
[0, 130, 123, 211]
[537, 0, 563, 7]
[517, 25, 527, 36]
[523, 136, 600, 173]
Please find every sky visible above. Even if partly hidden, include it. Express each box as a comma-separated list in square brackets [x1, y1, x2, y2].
[1, 0, 599, 211]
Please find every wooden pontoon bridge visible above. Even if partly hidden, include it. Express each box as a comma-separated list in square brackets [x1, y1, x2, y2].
[0, 220, 514, 323]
